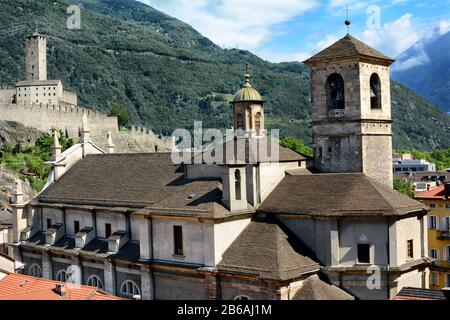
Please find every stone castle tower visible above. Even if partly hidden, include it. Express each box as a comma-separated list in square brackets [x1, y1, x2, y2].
[26, 33, 47, 81]
[304, 34, 395, 187]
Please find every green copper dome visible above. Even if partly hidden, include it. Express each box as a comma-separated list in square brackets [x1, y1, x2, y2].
[233, 72, 263, 102]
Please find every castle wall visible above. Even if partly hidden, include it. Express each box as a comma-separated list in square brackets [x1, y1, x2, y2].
[0, 89, 15, 104]
[0, 103, 118, 139]
[61, 90, 78, 105]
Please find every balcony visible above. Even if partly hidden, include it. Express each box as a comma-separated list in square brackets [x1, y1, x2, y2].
[431, 260, 450, 269]
[437, 225, 450, 240]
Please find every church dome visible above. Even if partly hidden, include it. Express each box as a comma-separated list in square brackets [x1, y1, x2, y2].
[233, 72, 263, 102]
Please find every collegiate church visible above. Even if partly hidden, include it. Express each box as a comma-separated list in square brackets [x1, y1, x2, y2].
[8, 33, 431, 300]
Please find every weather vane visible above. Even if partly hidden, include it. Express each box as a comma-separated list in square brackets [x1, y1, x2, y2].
[345, 7, 352, 34]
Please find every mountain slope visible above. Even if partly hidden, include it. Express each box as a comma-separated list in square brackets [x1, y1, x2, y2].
[393, 31, 450, 114]
[0, 0, 449, 150]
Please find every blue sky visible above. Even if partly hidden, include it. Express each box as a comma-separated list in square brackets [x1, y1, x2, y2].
[139, 0, 450, 63]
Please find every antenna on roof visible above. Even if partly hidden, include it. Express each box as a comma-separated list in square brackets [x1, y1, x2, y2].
[345, 7, 352, 34]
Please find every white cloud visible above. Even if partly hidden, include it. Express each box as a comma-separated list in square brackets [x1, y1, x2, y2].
[439, 20, 450, 35]
[392, 42, 430, 71]
[390, 0, 409, 6]
[361, 13, 421, 57]
[256, 50, 311, 63]
[141, 0, 319, 50]
[257, 34, 340, 63]
[327, 0, 376, 11]
[314, 35, 339, 51]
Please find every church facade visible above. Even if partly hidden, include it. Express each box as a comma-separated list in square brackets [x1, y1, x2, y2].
[8, 34, 430, 300]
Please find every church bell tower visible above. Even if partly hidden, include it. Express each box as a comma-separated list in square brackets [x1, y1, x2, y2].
[304, 33, 395, 188]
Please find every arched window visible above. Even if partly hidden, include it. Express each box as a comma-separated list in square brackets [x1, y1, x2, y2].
[236, 113, 244, 130]
[255, 112, 262, 133]
[234, 295, 253, 300]
[326, 73, 345, 110]
[235, 169, 242, 201]
[87, 275, 104, 289]
[121, 280, 141, 297]
[56, 270, 68, 282]
[370, 73, 382, 109]
[28, 264, 43, 278]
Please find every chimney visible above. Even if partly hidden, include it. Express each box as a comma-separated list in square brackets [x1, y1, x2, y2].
[55, 284, 66, 298]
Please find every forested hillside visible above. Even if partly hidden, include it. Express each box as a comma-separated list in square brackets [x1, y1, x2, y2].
[0, 0, 449, 150]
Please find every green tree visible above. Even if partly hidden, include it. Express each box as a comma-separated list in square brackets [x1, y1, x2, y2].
[109, 106, 130, 127]
[280, 137, 313, 158]
[0, 131, 74, 192]
[393, 179, 415, 199]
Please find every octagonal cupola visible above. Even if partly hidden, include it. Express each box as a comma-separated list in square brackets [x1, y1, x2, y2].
[231, 67, 266, 138]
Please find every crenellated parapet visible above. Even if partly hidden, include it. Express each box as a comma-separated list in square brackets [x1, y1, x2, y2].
[0, 101, 118, 140]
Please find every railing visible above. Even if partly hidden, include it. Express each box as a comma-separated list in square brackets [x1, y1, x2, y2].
[437, 226, 450, 240]
[431, 260, 450, 269]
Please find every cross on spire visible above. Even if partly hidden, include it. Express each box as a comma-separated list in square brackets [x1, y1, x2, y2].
[345, 7, 352, 34]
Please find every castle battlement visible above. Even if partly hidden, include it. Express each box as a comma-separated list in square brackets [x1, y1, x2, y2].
[0, 101, 118, 139]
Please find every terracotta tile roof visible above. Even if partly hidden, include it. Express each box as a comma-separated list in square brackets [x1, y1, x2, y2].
[415, 186, 447, 200]
[258, 173, 427, 217]
[216, 217, 320, 281]
[393, 287, 447, 300]
[304, 34, 394, 65]
[0, 273, 123, 300]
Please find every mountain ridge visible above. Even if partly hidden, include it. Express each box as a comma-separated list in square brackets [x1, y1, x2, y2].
[0, 0, 448, 150]
[393, 30, 450, 114]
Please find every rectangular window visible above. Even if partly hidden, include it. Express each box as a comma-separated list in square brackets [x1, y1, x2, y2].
[46, 218, 52, 229]
[446, 205, 450, 209]
[407, 240, 414, 259]
[429, 249, 439, 260]
[429, 204, 436, 209]
[105, 223, 112, 238]
[74, 221, 80, 234]
[430, 272, 439, 286]
[447, 274, 450, 287]
[173, 226, 183, 256]
[428, 216, 438, 229]
[357, 244, 370, 264]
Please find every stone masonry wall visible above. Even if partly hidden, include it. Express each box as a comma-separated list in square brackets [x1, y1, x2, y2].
[0, 102, 118, 139]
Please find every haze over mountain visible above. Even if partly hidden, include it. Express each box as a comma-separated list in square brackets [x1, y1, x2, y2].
[0, 0, 449, 150]
[393, 30, 450, 115]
